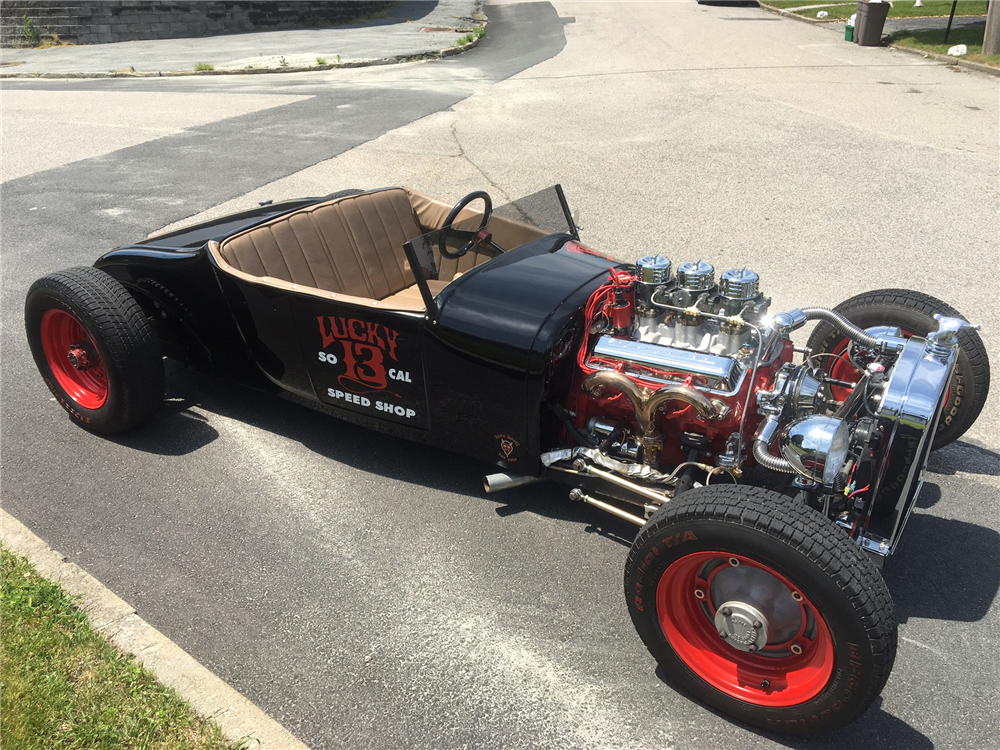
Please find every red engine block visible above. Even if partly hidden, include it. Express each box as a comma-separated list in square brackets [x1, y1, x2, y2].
[570, 272, 791, 468]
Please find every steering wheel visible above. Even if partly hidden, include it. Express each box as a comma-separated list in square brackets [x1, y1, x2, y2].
[439, 191, 493, 259]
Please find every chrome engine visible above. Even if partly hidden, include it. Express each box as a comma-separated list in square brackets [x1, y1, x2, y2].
[539, 255, 978, 563]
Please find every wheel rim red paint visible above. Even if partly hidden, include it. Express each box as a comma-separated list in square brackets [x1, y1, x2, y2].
[656, 551, 834, 707]
[827, 338, 862, 402]
[40, 309, 108, 409]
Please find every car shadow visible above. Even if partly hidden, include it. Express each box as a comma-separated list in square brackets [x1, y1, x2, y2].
[127, 363, 1000, 624]
[882, 505, 1000, 624]
[143, 362, 639, 541]
[651, 668, 934, 749]
[103, 391, 220, 456]
[926, 439, 1000, 478]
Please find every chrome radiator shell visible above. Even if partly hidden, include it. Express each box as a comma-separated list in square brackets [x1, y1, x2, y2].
[864, 337, 957, 556]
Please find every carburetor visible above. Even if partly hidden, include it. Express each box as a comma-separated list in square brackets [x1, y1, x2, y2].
[633, 256, 771, 358]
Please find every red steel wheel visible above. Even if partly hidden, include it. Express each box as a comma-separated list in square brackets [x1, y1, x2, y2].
[625, 485, 896, 735]
[656, 551, 834, 707]
[806, 289, 989, 449]
[39, 308, 109, 410]
[25, 267, 164, 434]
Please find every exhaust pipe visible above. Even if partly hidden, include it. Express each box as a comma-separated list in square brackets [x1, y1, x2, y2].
[483, 472, 543, 493]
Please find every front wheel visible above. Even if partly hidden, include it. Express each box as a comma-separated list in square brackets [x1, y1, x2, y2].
[25, 267, 165, 434]
[625, 485, 896, 735]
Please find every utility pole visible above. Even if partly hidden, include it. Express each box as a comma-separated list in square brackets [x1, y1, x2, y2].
[986, 0, 1000, 55]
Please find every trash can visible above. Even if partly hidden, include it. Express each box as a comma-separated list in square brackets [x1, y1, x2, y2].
[854, 0, 890, 46]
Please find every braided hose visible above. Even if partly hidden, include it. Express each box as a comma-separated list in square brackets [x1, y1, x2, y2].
[801, 307, 881, 350]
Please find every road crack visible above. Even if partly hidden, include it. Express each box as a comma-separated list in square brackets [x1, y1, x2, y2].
[449, 120, 512, 203]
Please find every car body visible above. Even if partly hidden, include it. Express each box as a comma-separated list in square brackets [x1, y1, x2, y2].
[25, 185, 990, 735]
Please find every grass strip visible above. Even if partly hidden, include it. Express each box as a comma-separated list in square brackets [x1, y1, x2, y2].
[771, 0, 989, 20]
[0, 547, 238, 750]
[889, 26, 1000, 65]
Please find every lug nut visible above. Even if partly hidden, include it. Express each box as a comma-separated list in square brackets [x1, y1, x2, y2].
[761, 680, 770, 689]
[748, 645, 758, 653]
[721, 607, 732, 617]
[790, 644, 803, 655]
[694, 589, 705, 600]
[752, 620, 762, 630]
[719, 631, 727, 639]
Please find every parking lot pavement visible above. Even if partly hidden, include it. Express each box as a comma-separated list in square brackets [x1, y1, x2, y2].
[2, 2, 998, 749]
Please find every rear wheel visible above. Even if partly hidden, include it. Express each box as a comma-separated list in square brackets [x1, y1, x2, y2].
[25, 267, 164, 434]
[805, 289, 989, 449]
[625, 485, 896, 735]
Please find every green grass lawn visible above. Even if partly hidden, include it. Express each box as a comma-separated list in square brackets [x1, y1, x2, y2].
[765, 0, 989, 19]
[1, 548, 237, 750]
[889, 26, 1000, 65]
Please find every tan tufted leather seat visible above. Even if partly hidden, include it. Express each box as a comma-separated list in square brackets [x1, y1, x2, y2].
[211, 187, 549, 311]
[218, 188, 422, 301]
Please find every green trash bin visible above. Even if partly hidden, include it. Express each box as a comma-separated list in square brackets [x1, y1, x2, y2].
[854, 0, 890, 46]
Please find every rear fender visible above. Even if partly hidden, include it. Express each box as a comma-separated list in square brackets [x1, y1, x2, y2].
[95, 246, 253, 378]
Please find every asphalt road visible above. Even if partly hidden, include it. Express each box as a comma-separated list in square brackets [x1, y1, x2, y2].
[2, 2, 999, 749]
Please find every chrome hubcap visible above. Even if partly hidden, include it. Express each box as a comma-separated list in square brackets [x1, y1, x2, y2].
[715, 601, 769, 652]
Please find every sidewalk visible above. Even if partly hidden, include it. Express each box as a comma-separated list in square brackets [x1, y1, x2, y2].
[0, 0, 483, 78]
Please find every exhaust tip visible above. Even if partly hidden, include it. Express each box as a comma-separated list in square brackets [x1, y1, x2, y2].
[483, 472, 541, 494]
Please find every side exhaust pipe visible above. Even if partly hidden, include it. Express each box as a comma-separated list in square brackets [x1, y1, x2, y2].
[483, 472, 543, 493]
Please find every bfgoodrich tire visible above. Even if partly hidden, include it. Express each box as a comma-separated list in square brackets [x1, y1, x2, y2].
[625, 485, 896, 735]
[25, 267, 164, 434]
[805, 288, 989, 449]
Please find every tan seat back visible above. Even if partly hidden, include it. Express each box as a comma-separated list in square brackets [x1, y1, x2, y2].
[218, 188, 422, 299]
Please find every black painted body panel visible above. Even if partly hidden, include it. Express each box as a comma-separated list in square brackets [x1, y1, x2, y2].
[94, 226, 617, 469]
[426, 235, 616, 471]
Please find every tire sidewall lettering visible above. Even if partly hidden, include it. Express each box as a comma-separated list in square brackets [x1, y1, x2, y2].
[628, 520, 878, 727]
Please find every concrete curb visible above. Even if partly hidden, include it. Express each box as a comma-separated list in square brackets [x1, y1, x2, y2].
[757, 2, 1000, 78]
[0, 28, 484, 79]
[0, 509, 311, 750]
[886, 41, 1000, 77]
[757, 2, 834, 24]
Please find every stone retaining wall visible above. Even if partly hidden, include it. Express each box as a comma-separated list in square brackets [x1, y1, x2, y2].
[1, 1, 390, 47]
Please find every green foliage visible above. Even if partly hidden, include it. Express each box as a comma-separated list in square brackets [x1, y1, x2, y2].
[279, 56, 289, 67]
[768, 0, 990, 19]
[0, 548, 234, 749]
[194, 62, 215, 71]
[22, 15, 40, 46]
[455, 26, 486, 46]
[316, 56, 328, 65]
[890, 27, 1000, 66]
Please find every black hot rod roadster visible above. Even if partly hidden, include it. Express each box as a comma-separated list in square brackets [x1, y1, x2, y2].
[25, 186, 990, 734]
